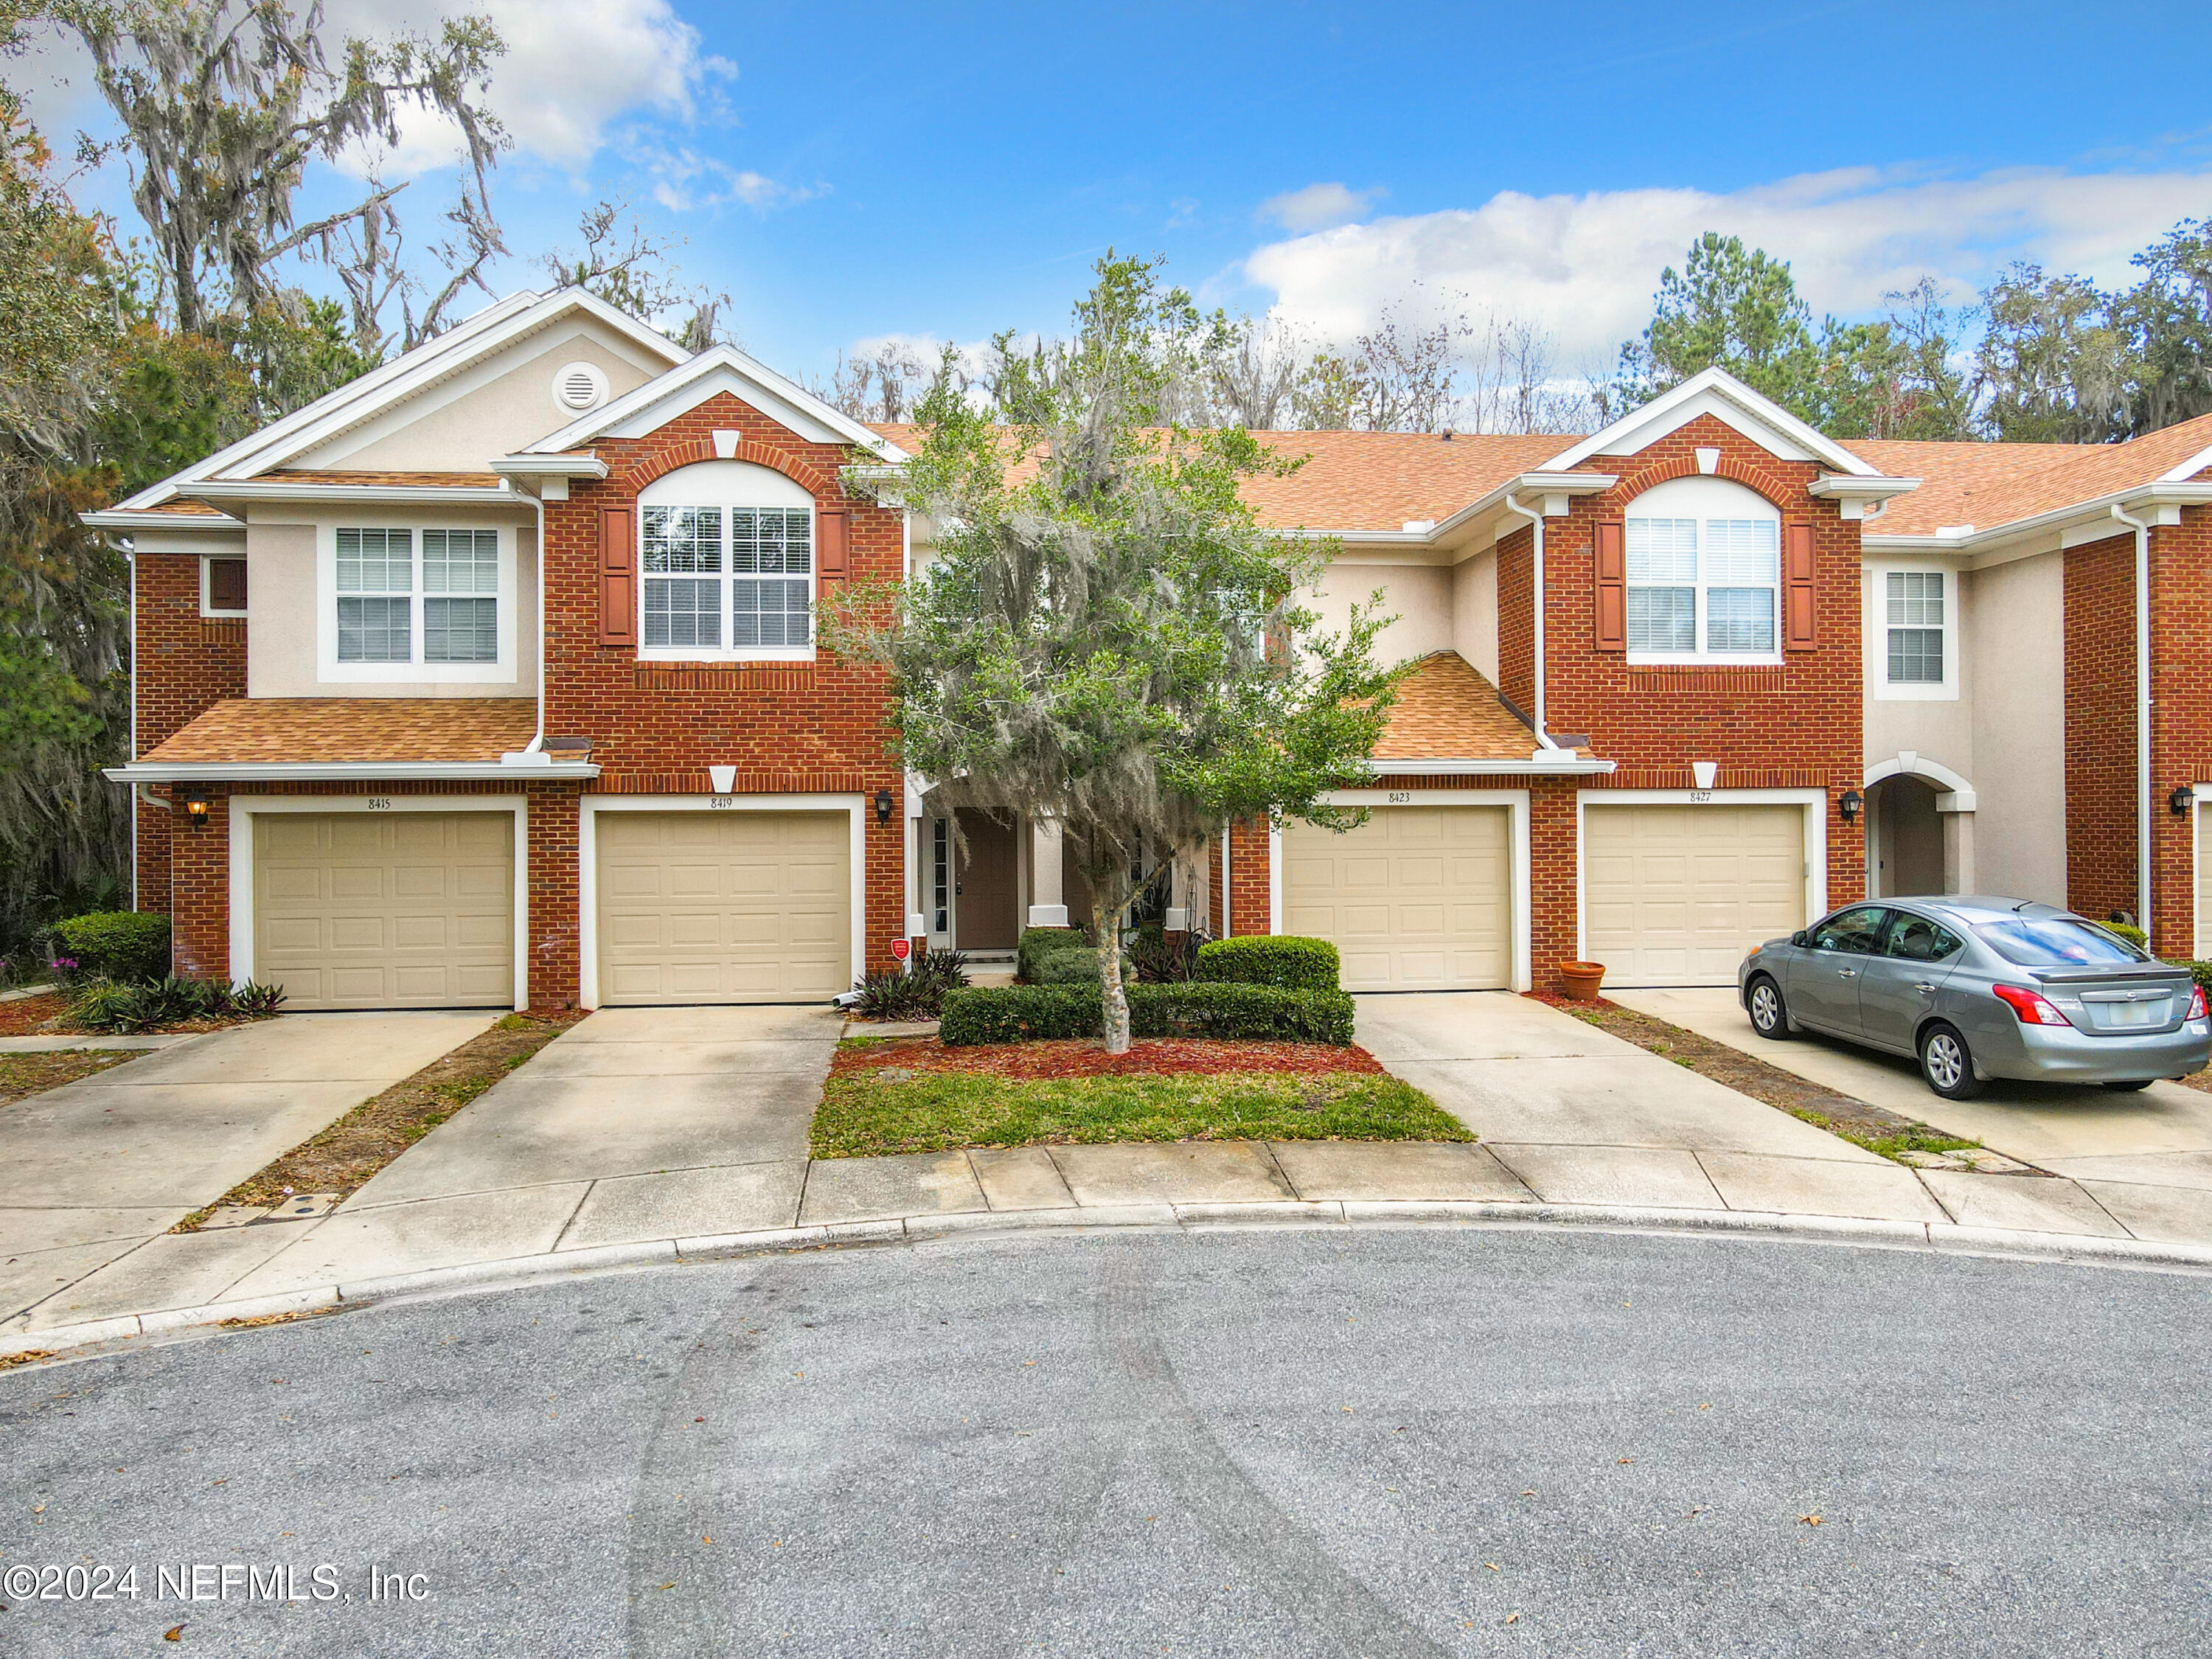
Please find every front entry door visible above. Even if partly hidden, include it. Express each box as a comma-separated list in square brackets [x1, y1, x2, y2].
[956, 811, 1020, 951]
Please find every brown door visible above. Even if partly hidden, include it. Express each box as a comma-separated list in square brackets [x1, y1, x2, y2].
[956, 810, 1020, 950]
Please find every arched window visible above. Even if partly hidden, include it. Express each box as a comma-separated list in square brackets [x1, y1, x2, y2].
[637, 460, 815, 661]
[1623, 476, 1781, 662]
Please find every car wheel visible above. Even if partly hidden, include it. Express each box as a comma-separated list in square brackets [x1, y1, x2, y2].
[1919, 1021, 1983, 1099]
[2100, 1078, 2156, 1092]
[1746, 974, 1792, 1040]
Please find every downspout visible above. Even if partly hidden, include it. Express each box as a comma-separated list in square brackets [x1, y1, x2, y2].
[1221, 819, 1232, 939]
[124, 541, 140, 908]
[2112, 501, 2152, 942]
[1501, 492, 1557, 747]
[527, 488, 547, 754]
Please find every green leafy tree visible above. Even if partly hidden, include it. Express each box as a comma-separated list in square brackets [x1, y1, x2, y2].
[827, 255, 1399, 1052]
[1971, 264, 2130, 443]
[2120, 219, 2212, 437]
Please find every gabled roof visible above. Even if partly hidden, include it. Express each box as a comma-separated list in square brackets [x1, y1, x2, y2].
[1848, 409, 2212, 538]
[531, 344, 910, 463]
[1540, 366, 1888, 479]
[108, 288, 688, 513]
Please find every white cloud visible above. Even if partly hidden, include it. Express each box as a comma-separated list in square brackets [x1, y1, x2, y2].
[1258, 181, 1386, 232]
[1244, 165, 2212, 363]
[619, 136, 819, 213]
[322, 0, 729, 174]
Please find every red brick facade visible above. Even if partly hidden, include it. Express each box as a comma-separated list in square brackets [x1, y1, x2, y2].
[131, 550, 246, 918]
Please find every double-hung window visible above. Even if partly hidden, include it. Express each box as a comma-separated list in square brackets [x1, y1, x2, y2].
[641, 503, 813, 655]
[1623, 481, 1781, 661]
[1885, 571, 1945, 685]
[335, 526, 502, 669]
[337, 529, 414, 662]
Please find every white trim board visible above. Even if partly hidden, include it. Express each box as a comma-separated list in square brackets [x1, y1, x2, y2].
[1313, 787, 1534, 992]
[1572, 787, 1830, 975]
[575, 792, 869, 1012]
[226, 793, 529, 1012]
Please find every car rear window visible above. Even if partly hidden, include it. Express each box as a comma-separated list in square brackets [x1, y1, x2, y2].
[1974, 919, 2145, 968]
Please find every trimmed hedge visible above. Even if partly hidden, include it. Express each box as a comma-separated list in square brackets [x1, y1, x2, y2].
[1017, 926, 1086, 984]
[939, 981, 1356, 1046]
[2101, 921, 2149, 950]
[49, 911, 171, 984]
[1194, 934, 1340, 993]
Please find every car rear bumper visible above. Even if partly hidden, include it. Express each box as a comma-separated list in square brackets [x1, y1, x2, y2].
[1973, 1018, 2212, 1083]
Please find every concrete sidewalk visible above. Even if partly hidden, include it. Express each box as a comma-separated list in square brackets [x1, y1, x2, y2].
[0, 1011, 497, 1325]
[1613, 986, 2212, 1248]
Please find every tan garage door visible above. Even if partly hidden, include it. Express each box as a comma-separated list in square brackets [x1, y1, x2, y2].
[597, 810, 849, 1004]
[254, 812, 514, 1010]
[1281, 805, 1512, 992]
[1582, 802, 1806, 986]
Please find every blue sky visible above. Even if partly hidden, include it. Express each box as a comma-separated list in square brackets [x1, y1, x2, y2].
[27, 0, 2212, 377]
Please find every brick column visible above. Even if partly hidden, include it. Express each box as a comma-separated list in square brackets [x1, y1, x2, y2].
[1528, 779, 1579, 988]
[1228, 818, 1271, 935]
[527, 782, 582, 1012]
[168, 785, 231, 981]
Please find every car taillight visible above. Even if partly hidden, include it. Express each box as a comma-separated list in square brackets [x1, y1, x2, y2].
[1992, 984, 2075, 1027]
[2189, 984, 2208, 1021]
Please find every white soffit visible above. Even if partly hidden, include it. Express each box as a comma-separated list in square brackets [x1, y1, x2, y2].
[1540, 366, 1881, 478]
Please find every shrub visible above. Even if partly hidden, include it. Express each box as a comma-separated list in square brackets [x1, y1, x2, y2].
[65, 973, 282, 1032]
[2101, 920, 2149, 950]
[940, 984, 1102, 1045]
[1130, 923, 1201, 984]
[232, 981, 288, 1017]
[938, 981, 1356, 1046]
[910, 947, 972, 994]
[1017, 926, 1087, 984]
[848, 950, 973, 1020]
[47, 911, 171, 984]
[1029, 946, 1102, 985]
[1194, 935, 1340, 993]
[1128, 983, 1355, 1044]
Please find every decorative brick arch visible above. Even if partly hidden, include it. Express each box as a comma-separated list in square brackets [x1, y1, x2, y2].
[1599, 449, 1804, 515]
[613, 433, 845, 503]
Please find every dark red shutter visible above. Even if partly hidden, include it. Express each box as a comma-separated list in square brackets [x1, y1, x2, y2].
[208, 558, 248, 611]
[816, 507, 849, 593]
[599, 505, 635, 647]
[1783, 519, 1817, 649]
[1592, 520, 1626, 651]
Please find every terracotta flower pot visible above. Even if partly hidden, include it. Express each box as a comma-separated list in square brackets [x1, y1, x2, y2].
[1559, 961, 1607, 1001]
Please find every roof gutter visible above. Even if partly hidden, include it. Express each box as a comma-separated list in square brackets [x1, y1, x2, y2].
[105, 761, 601, 785]
[180, 482, 528, 509]
[1860, 481, 2212, 557]
[2111, 500, 2154, 943]
[1368, 755, 1616, 777]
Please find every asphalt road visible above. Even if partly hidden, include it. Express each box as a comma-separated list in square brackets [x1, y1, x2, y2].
[3, 1225, 2208, 1657]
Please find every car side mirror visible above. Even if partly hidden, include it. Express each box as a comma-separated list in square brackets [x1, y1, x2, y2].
[1790, 931, 1808, 948]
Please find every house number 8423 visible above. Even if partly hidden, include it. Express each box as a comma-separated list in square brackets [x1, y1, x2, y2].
[1386, 791, 1412, 804]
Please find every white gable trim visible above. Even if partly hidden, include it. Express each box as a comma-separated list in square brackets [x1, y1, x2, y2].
[526, 345, 909, 462]
[1540, 366, 1881, 478]
[2157, 436, 2212, 483]
[110, 291, 549, 511]
[216, 290, 686, 480]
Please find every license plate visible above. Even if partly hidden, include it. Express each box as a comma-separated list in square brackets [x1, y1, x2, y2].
[2108, 1001, 2163, 1027]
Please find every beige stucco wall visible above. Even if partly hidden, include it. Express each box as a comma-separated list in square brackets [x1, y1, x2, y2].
[246, 508, 538, 699]
[1862, 560, 1975, 779]
[1965, 551, 2067, 903]
[1452, 548, 1499, 684]
[1315, 560, 1453, 670]
[297, 321, 664, 473]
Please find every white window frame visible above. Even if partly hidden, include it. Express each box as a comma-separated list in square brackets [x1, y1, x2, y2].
[636, 461, 818, 664]
[1869, 560, 1961, 701]
[316, 519, 515, 684]
[1622, 476, 1784, 667]
[200, 552, 249, 618]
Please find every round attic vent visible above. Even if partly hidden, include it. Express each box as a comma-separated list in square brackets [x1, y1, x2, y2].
[552, 360, 609, 413]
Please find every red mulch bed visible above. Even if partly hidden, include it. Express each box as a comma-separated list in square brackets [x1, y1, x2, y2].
[835, 1035, 1385, 1080]
[0, 992, 66, 1036]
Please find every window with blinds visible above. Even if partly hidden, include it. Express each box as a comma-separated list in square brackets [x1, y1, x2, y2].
[1624, 513, 1779, 658]
[1886, 570, 1945, 684]
[335, 527, 500, 667]
[640, 504, 813, 655]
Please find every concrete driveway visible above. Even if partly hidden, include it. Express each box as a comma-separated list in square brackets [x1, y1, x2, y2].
[0, 1011, 495, 1324]
[1613, 986, 2212, 1245]
[1355, 992, 1944, 1223]
[198, 1005, 844, 1306]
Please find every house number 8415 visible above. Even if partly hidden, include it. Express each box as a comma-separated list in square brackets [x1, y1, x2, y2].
[365, 798, 393, 810]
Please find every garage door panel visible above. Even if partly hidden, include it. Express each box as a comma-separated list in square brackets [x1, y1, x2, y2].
[1281, 807, 1512, 992]
[254, 811, 514, 1011]
[597, 810, 852, 1005]
[1582, 804, 1806, 987]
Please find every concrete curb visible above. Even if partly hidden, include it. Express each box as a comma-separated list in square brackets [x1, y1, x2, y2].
[7, 1199, 2211, 1366]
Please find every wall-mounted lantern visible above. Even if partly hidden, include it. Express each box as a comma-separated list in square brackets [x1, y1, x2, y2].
[874, 787, 896, 824]
[1837, 789, 1863, 822]
[2170, 785, 2195, 818]
[182, 793, 211, 827]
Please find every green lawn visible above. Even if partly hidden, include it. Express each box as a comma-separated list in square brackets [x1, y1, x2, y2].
[810, 1068, 1470, 1159]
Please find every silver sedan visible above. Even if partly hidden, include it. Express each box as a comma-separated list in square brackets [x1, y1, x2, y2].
[1736, 897, 2210, 1099]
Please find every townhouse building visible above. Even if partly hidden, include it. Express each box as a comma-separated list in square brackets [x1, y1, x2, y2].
[88, 288, 2212, 1013]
